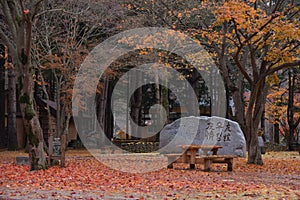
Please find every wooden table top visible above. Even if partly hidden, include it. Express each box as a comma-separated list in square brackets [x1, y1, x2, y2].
[178, 145, 223, 150]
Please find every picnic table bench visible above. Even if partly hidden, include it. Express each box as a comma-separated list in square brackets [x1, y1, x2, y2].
[164, 145, 237, 171]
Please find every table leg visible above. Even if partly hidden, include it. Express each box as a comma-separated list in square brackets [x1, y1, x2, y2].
[190, 164, 195, 169]
[212, 149, 218, 155]
[204, 158, 212, 172]
[189, 149, 197, 169]
[167, 163, 174, 169]
[182, 152, 187, 163]
[226, 158, 233, 171]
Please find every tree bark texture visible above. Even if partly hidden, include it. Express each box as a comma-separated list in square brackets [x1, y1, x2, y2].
[0, 44, 6, 148]
[104, 82, 114, 141]
[274, 123, 280, 144]
[7, 65, 17, 150]
[287, 69, 296, 150]
[245, 80, 268, 165]
[130, 70, 143, 139]
[97, 77, 113, 144]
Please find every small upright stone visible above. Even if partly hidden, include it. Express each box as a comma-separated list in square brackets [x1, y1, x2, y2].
[16, 156, 29, 165]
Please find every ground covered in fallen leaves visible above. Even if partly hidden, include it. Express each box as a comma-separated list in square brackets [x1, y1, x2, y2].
[0, 150, 299, 199]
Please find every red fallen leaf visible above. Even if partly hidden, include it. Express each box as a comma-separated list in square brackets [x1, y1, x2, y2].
[23, 9, 30, 14]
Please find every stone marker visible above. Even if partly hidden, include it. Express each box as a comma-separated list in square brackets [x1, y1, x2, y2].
[16, 156, 29, 165]
[258, 136, 266, 154]
[159, 116, 246, 157]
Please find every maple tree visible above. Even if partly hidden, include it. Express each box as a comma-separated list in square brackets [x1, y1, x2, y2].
[32, 0, 93, 166]
[120, 0, 300, 164]
[266, 68, 300, 147]
[287, 67, 300, 149]
[266, 84, 288, 143]
[0, 0, 47, 170]
[0, 0, 128, 169]
[189, 0, 300, 164]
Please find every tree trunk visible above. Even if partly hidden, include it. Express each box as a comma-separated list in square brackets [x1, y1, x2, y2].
[190, 70, 200, 100]
[0, 44, 6, 148]
[245, 81, 267, 165]
[231, 72, 246, 134]
[130, 70, 143, 139]
[97, 77, 111, 143]
[261, 109, 266, 141]
[247, 128, 263, 164]
[287, 68, 296, 150]
[37, 66, 55, 147]
[54, 72, 61, 138]
[225, 85, 233, 119]
[21, 70, 46, 170]
[246, 116, 263, 165]
[7, 65, 17, 150]
[161, 79, 169, 123]
[27, 114, 46, 170]
[104, 82, 114, 141]
[60, 113, 70, 168]
[0, 0, 46, 170]
[274, 122, 280, 144]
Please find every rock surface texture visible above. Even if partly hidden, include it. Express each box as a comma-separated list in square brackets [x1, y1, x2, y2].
[159, 116, 246, 157]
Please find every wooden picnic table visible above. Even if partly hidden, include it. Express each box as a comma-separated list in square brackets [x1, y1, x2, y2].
[178, 145, 223, 169]
[180, 144, 223, 155]
[165, 144, 237, 171]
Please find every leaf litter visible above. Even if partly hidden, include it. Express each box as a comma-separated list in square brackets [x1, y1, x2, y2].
[0, 150, 299, 199]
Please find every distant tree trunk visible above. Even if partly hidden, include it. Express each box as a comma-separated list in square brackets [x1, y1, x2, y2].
[60, 134, 66, 167]
[190, 70, 200, 100]
[7, 64, 17, 150]
[261, 108, 265, 141]
[274, 122, 280, 144]
[230, 72, 245, 134]
[130, 70, 143, 139]
[287, 68, 297, 150]
[60, 113, 70, 168]
[161, 79, 169, 123]
[104, 82, 114, 141]
[154, 71, 161, 140]
[0, 44, 6, 148]
[54, 71, 62, 138]
[225, 85, 232, 119]
[97, 77, 111, 143]
[187, 70, 199, 116]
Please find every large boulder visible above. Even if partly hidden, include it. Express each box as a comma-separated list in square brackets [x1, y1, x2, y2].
[159, 116, 246, 157]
